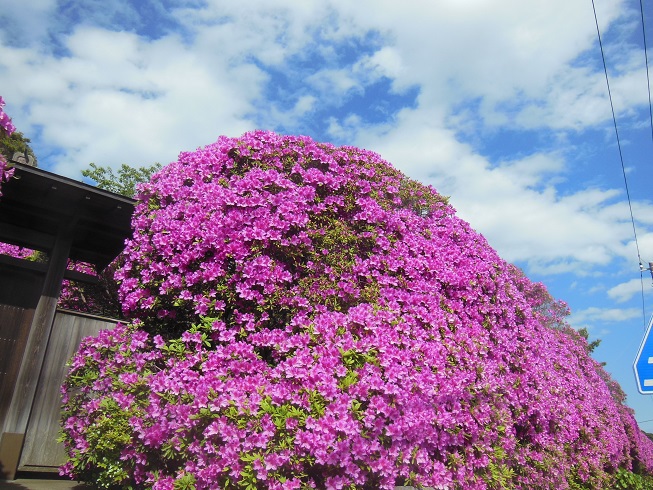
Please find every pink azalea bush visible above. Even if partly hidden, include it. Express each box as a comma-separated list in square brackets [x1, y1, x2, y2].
[59, 131, 653, 489]
[0, 95, 16, 196]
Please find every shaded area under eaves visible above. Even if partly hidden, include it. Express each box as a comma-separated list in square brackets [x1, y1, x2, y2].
[0, 163, 135, 270]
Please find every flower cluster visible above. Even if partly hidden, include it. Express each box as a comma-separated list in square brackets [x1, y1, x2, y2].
[0, 96, 15, 197]
[61, 131, 653, 489]
[0, 96, 16, 135]
[0, 242, 34, 260]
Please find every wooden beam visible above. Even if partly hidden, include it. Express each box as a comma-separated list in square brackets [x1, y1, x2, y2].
[63, 268, 99, 284]
[0, 255, 99, 284]
[0, 255, 47, 273]
[0, 223, 54, 252]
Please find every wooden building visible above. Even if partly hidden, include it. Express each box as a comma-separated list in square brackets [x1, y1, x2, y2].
[0, 163, 134, 479]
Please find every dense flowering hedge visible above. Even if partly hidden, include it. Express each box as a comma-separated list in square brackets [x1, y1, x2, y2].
[59, 131, 653, 489]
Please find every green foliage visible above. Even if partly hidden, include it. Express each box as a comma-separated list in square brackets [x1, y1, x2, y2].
[612, 468, 653, 489]
[59, 326, 152, 489]
[82, 162, 162, 197]
[0, 130, 37, 166]
[485, 460, 515, 489]
[578, 327, 601, 354]
[173, 473, 196, 490]
[59, 397, 138, 489]
[398, 176, 448, 216]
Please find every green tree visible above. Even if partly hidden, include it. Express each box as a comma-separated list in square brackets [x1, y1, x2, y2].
[578, 326, 601, 353]
[0, 130, 37, 166]
[82, 162, 162, 198]
[63, 162, 162, 319]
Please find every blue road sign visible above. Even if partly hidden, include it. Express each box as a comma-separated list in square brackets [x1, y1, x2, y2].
[634, 315, 653, 395]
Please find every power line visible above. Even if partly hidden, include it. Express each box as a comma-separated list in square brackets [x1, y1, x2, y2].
[627, 0, 653, 427]
[638, 0, 653, 323]
[591, 0, 646, 323]
[639, 0, 653, 147]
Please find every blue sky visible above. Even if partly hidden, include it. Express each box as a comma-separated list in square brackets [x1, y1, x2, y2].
[3, 0, 653, 432]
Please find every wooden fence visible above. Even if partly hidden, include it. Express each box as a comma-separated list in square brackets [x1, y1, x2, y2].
[0, 305, 117, 472]
[0, 305, 34, 429]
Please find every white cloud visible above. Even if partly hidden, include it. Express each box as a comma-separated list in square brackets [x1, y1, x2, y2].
[1, 24, 266, 176]
[327, 114, 364, 141]
[607, 278, 653, 304]
[496, 153, 565, 189]
[322, 0, 630, 128]
[355, 47, 408, 91]
[570, 306, 641, 327]
[307, 69, 361, 99]
[175, 0, 332, 65]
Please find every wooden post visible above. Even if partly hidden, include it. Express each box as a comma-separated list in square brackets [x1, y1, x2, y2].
[0, 223, 74, 480]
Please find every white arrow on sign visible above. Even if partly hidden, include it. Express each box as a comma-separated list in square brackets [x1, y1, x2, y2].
[646, 357, 653, 387]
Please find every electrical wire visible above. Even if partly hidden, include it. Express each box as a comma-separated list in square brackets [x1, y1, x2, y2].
[640, 0, 653, 146]
[639, 0, 653, 324]
[591, 0, 646, 324]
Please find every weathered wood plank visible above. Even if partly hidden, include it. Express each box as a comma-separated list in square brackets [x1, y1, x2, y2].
[0, 305, 34, 427]
[18, 312, 117, 469]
